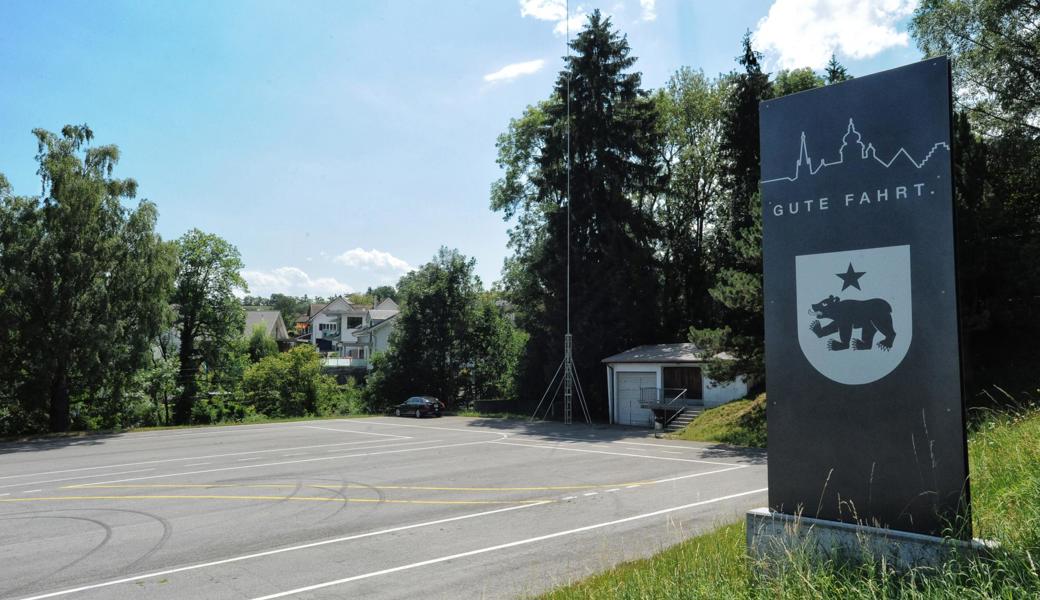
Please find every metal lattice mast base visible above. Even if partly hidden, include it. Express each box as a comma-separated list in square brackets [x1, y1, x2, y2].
[563, 334, 573, 424]
[530, 334, 591, 425]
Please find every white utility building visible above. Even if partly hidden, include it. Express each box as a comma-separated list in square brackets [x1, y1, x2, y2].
[602, 343, 748, 427]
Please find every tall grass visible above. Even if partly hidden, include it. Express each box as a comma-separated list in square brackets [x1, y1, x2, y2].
[539, 405, 1040, 599]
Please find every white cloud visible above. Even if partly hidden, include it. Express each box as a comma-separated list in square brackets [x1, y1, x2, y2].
[241, 267, 353, 298]
[520, 0, 587, 37]
[553, 12, 587, 36]
[639, 0, 656, 22]
[753, 0, 918, 69]
[333, 248, 414, 273]
[484, 59, 546, 83]
[520, 0, 566, 21]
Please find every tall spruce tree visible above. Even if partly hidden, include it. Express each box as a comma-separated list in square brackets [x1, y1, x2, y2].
[690, 34, 774, 387]
[824, 54, 852, 84]
[492, 11, 661, 419]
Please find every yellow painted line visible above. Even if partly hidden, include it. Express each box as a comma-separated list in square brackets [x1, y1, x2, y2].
[67, 481, 659, 492]
[0, 494, 550, 506]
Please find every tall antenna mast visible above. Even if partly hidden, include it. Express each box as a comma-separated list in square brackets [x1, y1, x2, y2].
[531, 0, 591, 426]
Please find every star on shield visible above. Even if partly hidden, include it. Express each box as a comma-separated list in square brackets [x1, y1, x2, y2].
[836, 263, 866, 291]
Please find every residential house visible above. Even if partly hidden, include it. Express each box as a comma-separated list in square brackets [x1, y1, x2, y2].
[243, 310, 292, 350]
[352, 311, 398, 367]
[295, 297, 400, 367]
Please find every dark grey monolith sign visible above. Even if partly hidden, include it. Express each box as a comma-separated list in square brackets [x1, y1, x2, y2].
[760, 57, 970, 538]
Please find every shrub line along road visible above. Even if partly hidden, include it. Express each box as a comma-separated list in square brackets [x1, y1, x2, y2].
[0, 417, 767, 600]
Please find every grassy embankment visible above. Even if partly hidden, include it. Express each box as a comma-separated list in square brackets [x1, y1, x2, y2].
[670, 393, 767, 448]
[539, 398, 1040, 599]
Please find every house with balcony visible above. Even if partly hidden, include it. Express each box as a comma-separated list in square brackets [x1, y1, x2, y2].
[294, 296, 400, 368]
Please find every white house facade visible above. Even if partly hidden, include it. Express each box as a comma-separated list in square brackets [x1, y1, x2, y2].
[602, 343, 748, 427]
[352, 313, 397, 368]
[296, 297, 400, 367]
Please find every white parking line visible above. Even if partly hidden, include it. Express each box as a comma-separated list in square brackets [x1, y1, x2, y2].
[66, 437, 501, 487]
[582, 492, 597, 497]
[298, 425, 409, 439]
[489, 441, 742, 467]
[0, 437, 416, 481]
[185, 463, 210, 467]
[20, 489, 41, 494]
[361, 420, 514, 436]
[0, 468, 157, 491]
[248, 488, 770, 600]
[605, 488, 620, 493]
[14, 502, 547, 600]
[236, 457, 262, 462]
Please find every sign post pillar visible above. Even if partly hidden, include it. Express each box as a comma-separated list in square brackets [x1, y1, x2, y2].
[750, 57, 987, 569]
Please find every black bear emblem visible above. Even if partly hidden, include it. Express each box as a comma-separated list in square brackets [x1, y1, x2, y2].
[809, 295, 897, 351]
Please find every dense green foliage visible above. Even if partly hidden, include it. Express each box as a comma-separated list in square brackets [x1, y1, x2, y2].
[364, 248, 523, 411]
[171, 229, 247, 424]
[246, 325, 279, 363]
[912, 0, 1040, 403]
[540, 406, 1040, 599]
[0, 126, 177, 433]
[239, 345, 355, 419]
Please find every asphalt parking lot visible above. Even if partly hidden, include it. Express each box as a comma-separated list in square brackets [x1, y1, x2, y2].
[0, 417, 767, 600]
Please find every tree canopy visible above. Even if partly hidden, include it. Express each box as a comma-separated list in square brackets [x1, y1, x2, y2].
[172, 229, 247, 424]
[0, 125, 176, 432]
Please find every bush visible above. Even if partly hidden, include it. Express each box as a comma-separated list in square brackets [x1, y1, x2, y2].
[317, 379, 365, 417]
[240, 345, 343, 418]
[190, 394, 254, 424]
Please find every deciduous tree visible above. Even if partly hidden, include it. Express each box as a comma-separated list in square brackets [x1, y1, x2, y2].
[172, 229, 246, 424]
[0, 126, 176, 432]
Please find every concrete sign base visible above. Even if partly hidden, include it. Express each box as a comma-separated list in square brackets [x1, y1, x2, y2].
[746, 508, 995, 574]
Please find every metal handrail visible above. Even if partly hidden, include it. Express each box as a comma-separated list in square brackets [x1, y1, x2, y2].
[639, 387, 688, 408]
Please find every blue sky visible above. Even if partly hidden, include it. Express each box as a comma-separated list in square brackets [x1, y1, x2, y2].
[0, 0, 923, 297]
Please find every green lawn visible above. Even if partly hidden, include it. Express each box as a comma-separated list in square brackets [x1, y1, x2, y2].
[539, 405, 1040, 599]
[669, 393, 767, 448]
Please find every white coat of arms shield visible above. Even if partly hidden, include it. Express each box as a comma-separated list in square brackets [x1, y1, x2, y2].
[795, 244, 912, 385]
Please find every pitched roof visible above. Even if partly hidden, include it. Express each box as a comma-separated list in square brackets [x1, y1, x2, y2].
[374, 298, 399, 310]
[353, 313, 398, 336]
[244, 311, 290, 340]
[601, 343, 731, 364]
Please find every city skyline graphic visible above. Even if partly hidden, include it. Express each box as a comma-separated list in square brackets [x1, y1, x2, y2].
[761, 119, 950, 184]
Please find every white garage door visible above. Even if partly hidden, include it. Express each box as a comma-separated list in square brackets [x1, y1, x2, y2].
[616, 371, 655, 426]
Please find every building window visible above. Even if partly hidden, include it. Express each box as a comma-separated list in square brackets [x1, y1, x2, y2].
[346, 316, 363, 329]
[319, 323, 338, 332]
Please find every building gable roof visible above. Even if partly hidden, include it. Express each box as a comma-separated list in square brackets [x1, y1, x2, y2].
[353, 313, 398, 338]
[601, 343, 727, 364]
[244, 310, 290, 340]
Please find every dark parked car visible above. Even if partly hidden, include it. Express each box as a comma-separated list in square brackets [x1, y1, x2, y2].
[393, 396, 443, 418]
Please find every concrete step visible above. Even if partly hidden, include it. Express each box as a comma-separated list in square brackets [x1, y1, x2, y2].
[664, 409, 703, 432]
